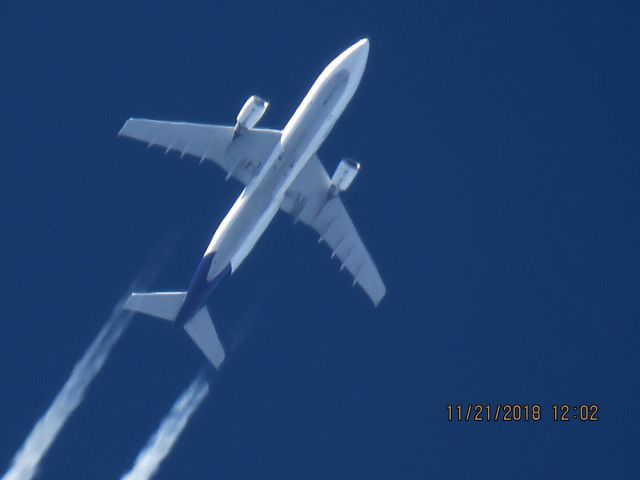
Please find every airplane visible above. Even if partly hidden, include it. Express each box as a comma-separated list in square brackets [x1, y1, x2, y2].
[120, 38, 385, 368]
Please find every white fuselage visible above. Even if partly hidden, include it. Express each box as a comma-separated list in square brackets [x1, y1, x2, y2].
[203, 39, 370, 281]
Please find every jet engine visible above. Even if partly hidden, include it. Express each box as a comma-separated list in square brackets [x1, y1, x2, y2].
[329, 158, 360, 195]
[235, 95, 269, 133]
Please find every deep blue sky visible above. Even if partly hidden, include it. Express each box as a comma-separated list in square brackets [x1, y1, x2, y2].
[1, 1, 639, 478]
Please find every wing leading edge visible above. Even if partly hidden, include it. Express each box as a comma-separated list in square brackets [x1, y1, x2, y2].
[281, 156, 386, 306]
[118, 118, 281, 185]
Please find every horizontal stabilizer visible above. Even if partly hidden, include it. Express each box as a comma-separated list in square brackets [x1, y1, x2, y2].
[184, 307, 225, 368]
[124, 292, 186, 321]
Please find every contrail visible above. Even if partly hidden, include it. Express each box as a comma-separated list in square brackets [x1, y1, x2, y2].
[121, 373, 210, 480]
[2, 300, 133, 480]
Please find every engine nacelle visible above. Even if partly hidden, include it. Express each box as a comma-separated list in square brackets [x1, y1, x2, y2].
[235, 95, 269, 133]
[330, 158, 360, 195]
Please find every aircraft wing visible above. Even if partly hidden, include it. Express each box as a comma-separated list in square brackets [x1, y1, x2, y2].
[118, 118, 281, 185]
[281, 156, 386, 306]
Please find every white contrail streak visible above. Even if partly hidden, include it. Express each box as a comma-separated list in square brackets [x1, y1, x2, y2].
[121, 374, 210, 480]
[2, 301, 133, 480]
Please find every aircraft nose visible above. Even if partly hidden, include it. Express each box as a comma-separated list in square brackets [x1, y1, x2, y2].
[352, 38, 369, 67]
[342, 38, 369, 76]
[355, 38, 369, 55]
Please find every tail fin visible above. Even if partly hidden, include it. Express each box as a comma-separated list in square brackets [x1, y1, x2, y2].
[124, 292, 225, 368]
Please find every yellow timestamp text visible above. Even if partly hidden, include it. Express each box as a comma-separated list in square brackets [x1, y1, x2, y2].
[446, 404, 599, 422]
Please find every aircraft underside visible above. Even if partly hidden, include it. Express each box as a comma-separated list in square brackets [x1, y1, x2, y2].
[119, 38, 385, 367]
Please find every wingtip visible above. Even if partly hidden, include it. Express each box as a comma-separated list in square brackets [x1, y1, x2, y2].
[117, 117, 135, 137]
[373, 289, 386, 307]
[117, 121, 128, 137]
